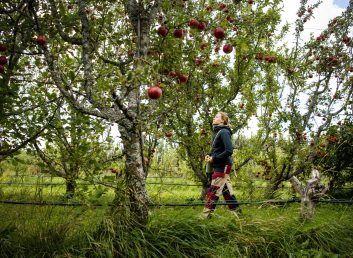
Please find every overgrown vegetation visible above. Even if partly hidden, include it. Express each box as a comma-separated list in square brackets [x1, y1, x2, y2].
[1, 203, 352, 257]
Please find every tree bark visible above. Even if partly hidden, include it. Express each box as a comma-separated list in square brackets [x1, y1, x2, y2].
[121, 127, 149, 225]
[289, 170, 328, 221]
[65, 178, 76, 198]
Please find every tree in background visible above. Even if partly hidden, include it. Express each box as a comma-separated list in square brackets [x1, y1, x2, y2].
[256, 0, 353, 198]
[33, 105, 117, 198]
[0, 3, 61, 161]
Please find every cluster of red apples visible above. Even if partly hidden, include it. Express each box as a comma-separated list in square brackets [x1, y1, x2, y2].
[148, 4, 242, 100]
[0, 44, 8, 74]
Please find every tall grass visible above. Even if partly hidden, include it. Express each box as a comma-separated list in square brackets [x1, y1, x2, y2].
[1, 203, 352, 257]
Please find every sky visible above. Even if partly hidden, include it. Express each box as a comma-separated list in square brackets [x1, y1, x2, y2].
[333, 0, 350, 9]
[279, 0, 349, 47]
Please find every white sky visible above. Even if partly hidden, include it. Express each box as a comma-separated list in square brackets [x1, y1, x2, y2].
[280, 0, 348, 46]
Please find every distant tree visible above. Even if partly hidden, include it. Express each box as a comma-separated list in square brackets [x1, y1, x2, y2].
[33, 105, 117, 197]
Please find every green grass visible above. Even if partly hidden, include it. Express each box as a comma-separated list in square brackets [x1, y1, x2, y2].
[1, 173, 352, 257]
[1, 203, 352, 257]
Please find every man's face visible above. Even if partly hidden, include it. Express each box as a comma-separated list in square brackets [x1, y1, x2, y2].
[213, 113, 224, 125]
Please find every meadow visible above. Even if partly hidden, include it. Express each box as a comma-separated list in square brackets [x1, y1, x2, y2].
[1, 172, 353, 257]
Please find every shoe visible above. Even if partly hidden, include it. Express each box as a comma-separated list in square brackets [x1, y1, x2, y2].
[199, 213, 213, 220]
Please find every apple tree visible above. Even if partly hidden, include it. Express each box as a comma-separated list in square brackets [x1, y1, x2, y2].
[256, 0, 353, 211]
[141, 0, 284, 198]
[33, 104, 117, 198]
[0, 2, 61, 161]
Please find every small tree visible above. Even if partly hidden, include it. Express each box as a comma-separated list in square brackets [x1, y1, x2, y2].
[33, 105, 115, 197]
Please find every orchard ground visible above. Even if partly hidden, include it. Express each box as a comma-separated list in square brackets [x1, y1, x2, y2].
[1, 172, 353, 257]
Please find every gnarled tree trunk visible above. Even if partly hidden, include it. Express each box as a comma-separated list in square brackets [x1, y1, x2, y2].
[289, 169, 329, 221]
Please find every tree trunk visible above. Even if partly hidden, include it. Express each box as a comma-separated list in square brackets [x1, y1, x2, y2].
[200, 183, 210, 200]
[300, 195, 315, 221]
[65, 178, 76, 198]
[289, 170, 328, 221]
[121, 129, 149, 225]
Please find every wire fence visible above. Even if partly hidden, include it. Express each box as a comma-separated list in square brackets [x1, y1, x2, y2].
[0, 198, 352, 207]
[1, 174, 352, 208]
[1, 180, 353, 190]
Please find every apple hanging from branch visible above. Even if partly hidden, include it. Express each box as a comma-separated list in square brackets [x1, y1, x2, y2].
[0, 43, 7, 52]
[37, 35, 46, 45]
[178, 74, 188, 83]
[147, 85, 162, 99]
[0, 56, 7, 65]
[214, 27, 225, 39]
[223, 43, 233, 54]
[158, 26, 168, 37]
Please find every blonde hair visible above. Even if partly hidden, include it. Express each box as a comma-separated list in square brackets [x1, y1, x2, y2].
[218, 112, 230, 126]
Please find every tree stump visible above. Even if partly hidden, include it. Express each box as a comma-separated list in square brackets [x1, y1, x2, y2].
[289, 169, 329, 221]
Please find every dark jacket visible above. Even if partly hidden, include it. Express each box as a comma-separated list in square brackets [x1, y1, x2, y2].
[211, 125, 233, 171]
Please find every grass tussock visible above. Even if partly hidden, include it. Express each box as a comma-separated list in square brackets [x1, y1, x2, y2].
[0, 204, 352, 257]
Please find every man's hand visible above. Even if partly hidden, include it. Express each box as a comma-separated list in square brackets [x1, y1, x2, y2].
[205, 155, 213, 163]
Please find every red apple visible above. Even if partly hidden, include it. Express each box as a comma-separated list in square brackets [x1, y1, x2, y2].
[200, 42, 207, 50]
[0, 43, 6, 52]
[214, 27, 225, 39]
[147, 86, 162, 99]
[173, 29, 184, 38]
[37, 35, 46, 45]
[308, 74, 313, 78]
[226, 16, 235, 23]
[168, 70, 177, 77]
[158, 26, 168, 37]
[223, 44, 233, 54]
[248, 0, 254, 4]
[189, 18, 199, 28]
[0, 65, 4, 74]
[197, 22, 207, 31]
[178, 74, 188, 83]
[0, 56, 7, 65]
[219, 3, 226, 10]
